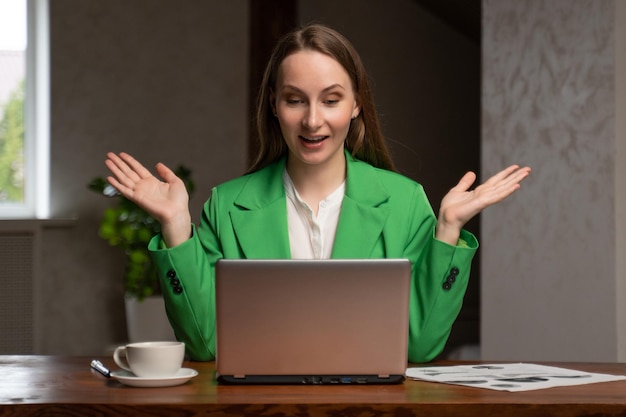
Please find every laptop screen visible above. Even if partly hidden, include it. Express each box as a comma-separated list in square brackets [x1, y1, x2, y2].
[215, 258, 411, 384]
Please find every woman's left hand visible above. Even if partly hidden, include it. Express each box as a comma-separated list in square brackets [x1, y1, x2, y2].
[435, 165, 531, 245]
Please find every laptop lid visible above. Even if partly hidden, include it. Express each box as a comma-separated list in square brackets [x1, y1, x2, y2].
[215, 258, 411, 385]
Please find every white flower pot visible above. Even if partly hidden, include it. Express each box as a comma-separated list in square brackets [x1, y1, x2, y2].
[124, 295, 176, 343]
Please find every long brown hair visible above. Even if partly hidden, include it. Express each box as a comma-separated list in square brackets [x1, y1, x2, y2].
[247, 24, 396, 174]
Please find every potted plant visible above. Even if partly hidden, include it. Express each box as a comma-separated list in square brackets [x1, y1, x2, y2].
[88, 166, 194, 342]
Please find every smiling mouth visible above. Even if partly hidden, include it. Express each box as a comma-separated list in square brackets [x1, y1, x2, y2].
[299, 135, 329, 143]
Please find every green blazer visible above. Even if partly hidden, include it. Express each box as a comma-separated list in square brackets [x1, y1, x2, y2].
[149, 150, 478, 363]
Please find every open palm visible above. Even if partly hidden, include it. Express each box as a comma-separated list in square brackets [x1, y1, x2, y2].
[436, 165, 531, 244]
[105, 152, 189, 227]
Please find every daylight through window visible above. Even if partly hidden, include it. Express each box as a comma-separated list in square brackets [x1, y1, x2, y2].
[0, 0, 49, 218]
[0, 1, 26, 206]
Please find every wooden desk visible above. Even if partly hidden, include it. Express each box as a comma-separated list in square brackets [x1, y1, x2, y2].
[2, 356, 626, 416]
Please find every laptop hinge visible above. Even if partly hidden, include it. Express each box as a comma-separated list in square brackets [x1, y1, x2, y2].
[234, 375, 246, 379]
[378, 374, 390, 379]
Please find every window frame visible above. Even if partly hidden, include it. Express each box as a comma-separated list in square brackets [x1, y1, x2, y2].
[0, 0, 49, 219]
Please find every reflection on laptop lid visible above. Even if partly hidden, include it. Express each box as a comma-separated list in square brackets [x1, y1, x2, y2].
[215, 258, 411, 385]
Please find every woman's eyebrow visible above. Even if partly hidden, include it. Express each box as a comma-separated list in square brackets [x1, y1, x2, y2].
[280, 83, 346, 94]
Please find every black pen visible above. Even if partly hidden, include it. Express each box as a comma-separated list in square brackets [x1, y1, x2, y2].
[90, 359, 111, 378]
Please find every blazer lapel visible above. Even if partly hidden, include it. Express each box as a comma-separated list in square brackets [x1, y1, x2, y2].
[331, 151, 391, 258]
[229, 158, 291, 259]
[229, 151, 391, 259]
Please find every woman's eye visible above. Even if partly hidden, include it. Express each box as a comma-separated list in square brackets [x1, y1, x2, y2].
[286, 98, 303, 105]
[324, 99, 339, 105]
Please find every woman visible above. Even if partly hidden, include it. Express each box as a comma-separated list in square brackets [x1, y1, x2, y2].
[105, 24, 530, 362]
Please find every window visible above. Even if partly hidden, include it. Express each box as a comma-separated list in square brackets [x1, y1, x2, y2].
[0, 0, 49, 218]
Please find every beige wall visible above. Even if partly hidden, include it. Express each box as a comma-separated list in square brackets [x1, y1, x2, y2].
[42, 0, 248, 354]
[482, 0, 624, 361]
[617, 0, 626, 362]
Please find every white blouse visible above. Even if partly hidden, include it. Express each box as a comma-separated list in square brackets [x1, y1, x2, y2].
[283, 169, 345, 259]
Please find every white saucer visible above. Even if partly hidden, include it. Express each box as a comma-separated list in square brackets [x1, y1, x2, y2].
[110, 368, 198, 387]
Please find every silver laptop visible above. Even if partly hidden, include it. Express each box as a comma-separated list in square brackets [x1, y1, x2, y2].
[215, 258, 411, 385]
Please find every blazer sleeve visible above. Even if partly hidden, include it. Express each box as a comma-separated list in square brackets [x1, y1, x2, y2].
[148, 189, 224, 361]
[403, 186, 478, 363]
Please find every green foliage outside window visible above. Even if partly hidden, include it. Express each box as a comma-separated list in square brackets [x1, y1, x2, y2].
[0, 80, 24, 202]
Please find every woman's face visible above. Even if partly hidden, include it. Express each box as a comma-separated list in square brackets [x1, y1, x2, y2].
[273, 50, 359, 172]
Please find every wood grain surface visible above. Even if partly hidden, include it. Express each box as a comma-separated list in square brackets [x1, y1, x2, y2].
[2, 356, 626, 416]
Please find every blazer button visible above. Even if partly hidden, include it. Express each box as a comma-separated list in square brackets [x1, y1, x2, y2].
[167, 269, 177, 279]
[442, 281, 452, 291]
[450, 267, 459, 276]
[446, 275, 456, 284]
[170, 278, 180, 286]
[173, 286, 183, 294]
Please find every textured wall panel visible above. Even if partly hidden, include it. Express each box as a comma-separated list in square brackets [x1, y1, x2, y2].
[482, 0, 617, 361]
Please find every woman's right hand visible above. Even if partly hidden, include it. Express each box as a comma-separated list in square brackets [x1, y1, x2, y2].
[105, 152, 192, 247]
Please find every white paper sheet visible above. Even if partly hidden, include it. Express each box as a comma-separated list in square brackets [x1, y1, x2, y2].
[405, 363, 626, 392]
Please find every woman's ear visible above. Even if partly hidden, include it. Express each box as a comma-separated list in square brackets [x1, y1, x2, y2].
[351, 96, 361, 119]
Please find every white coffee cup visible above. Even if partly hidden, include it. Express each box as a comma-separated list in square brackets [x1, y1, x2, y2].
[113, 341, 185, 378]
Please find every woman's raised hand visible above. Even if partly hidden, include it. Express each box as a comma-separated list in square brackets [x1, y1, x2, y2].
[105, 152, 192, 247]
[435, 165, 531, 246]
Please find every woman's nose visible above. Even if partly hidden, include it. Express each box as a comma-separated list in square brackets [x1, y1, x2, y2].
[302, 105, 322, 130]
